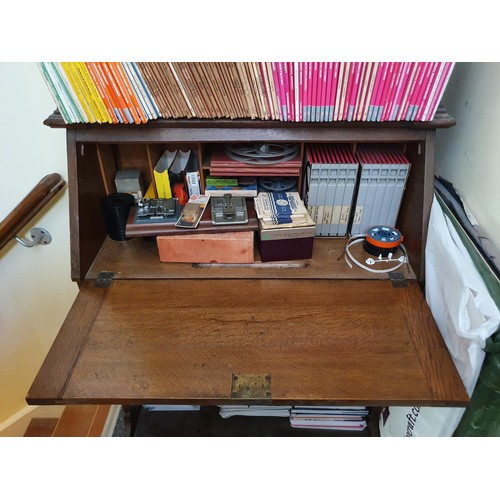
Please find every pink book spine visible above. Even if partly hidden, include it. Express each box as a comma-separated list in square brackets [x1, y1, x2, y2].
[298, 62, 304, 122]
[322, 62, 330, 121]
[271, 62, 284, 121]
[337, 61, 351, 121]
[323, 62, 333, 122]
[347, 62, 362, 121]
[381, 62, 400, 121]
[381, 62, 401, 121]
[311, 62, 319, 121]
[329, 62, 339, 121]
[377, 61, 395, 121]
[396, 62, 418, 121]
[367, 62, 384, 121]
[333, 62, 346, 121]
[404, 62, 426, 120]
[342, 62, 357, 121]
[315, 62, 323, 122]
[356, 62, 372, 121]
[316, 62, 324, 122]
[338, 61, 350, 120]
[283, 62, 292, 121]
[399, 62, 423, 121]
[425, 62, 455, 121]
[361, 62, 378, 121]
[303, 62, 310, 121]
[410, 62, 433, 121]
[293, 62, 299, 121]
[277, 62, 289, 121]
[320, 62, 328, 122]
[416, 62, 441, 121]
[287, 62, 295, 121]
[388, 62, 410, 121]
[372, 62, 391, 121]
[352, 62, 367, 121]
[421, 62, 448, 121]
[307, 62, 314, 122]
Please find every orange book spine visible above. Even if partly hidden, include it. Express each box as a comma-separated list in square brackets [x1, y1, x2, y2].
[96, 62, 127, 123]
[113, 62, 148, 124]
[102, 62, 134, 124]
[86, 62, 118, 124]
[108, 62, 142, 124]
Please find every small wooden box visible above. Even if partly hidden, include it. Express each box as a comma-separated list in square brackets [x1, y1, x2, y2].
[157, 231, 254, 263]
[257, 235, 314, 262]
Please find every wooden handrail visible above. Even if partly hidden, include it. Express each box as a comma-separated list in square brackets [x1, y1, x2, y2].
[0, 173, 66, 251]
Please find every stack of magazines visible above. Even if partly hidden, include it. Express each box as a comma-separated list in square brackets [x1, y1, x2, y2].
[218, 405, 291, 419]
[289, 406, 369, 431]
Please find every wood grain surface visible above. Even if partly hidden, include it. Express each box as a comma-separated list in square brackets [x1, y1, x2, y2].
[28, 279, 469, 407]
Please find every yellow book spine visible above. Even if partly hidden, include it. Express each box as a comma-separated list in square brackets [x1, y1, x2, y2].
[60, 62, 95, 122]
[73, 62, 102, 122]
[76, 62, 113, 123]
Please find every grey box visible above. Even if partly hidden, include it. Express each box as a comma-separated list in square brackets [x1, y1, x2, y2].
[115, 169, 143, 194]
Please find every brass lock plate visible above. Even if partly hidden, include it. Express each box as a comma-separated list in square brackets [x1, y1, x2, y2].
[231, 373, 272, 400]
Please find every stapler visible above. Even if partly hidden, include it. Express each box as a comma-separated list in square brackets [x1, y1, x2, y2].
[134, 198, 180, 223]
[211, 193, 248, 225]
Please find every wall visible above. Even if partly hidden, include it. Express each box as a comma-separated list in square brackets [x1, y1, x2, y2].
[0, 63, 78, 430]
[435, 62, 500, 260]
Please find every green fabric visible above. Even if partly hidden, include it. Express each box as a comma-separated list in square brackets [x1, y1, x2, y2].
[434, 194, 500, 437]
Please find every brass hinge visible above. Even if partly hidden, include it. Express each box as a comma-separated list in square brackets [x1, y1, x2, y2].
[389, 272, 408, 288]
[95, 271, 115, 288]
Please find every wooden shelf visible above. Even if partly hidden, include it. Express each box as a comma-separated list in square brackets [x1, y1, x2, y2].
[86, 236, 417, 281]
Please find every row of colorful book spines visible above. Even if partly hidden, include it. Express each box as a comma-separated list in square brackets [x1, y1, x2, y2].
[132, 61, 453, 123]
[41, 62, 454, 124]
[38, 62, 161, 125]
[272, 62, 455, 123]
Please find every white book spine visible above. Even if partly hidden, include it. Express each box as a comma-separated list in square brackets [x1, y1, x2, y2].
[338, 164, 358, 236]
[319, 159, 333, 235]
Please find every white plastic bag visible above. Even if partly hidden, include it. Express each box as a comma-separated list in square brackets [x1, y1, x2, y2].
[380, 195, 500, 437]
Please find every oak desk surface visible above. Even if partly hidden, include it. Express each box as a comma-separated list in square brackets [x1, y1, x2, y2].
[27, 278, 469, 408]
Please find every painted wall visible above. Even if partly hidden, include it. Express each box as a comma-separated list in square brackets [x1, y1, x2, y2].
[0, 63, 78, 428]
[435, 62, 500, 260]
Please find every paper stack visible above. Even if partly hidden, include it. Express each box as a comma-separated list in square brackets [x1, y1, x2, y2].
[254, 191, 311, 228]
[218, 405, 292, 419]
[289, 406, 369, 431]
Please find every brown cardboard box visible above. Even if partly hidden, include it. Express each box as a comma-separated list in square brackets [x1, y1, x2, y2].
[157, 231, 254, 263]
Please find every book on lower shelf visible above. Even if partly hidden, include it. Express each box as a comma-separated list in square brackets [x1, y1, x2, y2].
[204, 176, 258, 197]
[218, 405, 369, 432]
[218, 405, 292, 418]
[289, 406, 369, 431]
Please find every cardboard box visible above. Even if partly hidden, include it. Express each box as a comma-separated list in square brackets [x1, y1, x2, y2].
[257, 234, 314, 262]
[259, 223, 316, 241]
[115, 169, 143, 201]
[157, 231, 254, 263]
